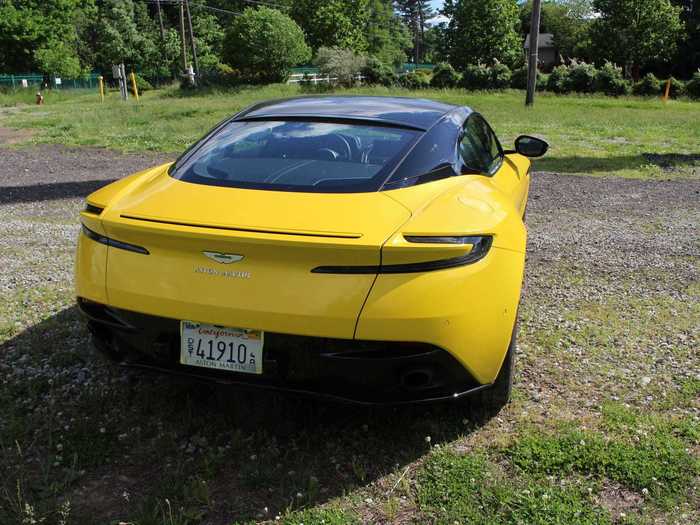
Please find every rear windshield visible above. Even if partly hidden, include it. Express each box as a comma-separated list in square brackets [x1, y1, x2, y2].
[170, 120, 420, 193]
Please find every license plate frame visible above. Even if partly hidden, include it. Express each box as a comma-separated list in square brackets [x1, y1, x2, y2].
[180, 321, 263, 375]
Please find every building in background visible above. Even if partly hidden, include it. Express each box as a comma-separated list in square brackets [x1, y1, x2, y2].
[524, 33, 559, 71]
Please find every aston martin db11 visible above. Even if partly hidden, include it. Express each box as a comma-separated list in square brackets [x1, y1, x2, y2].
[75, 95, 548, 407]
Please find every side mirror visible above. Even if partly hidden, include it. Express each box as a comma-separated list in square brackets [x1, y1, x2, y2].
[514, 135, 549, 158]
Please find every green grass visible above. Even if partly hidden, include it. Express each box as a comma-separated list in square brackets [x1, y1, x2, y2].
[413, 402, 699, 524]
[417, 449, 613, 524]
[507, 427, 697, 503]
[2, 84, 699, 179]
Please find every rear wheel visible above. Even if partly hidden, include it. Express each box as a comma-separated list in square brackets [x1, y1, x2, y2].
[465, 323, 516, 417]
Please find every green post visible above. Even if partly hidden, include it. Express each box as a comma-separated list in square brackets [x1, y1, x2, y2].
[11, 75, 15, 88]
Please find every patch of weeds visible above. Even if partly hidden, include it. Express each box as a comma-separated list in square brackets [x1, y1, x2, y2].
[656, 376, 700, 412]
[601, 402, 699, 445]
[417, 448, 611, 524]
[128, 496, 198, 525]
[507, 482, 611, 525]
[507, 425, 698, 504]
[277, 506, 359, 525]
[0, 478, 73, 525]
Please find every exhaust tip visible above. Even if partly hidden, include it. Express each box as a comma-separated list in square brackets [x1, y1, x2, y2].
[400, 367, 435, 391]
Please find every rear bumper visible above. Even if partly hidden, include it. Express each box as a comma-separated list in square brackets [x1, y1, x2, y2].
[78, 298, 487, 405]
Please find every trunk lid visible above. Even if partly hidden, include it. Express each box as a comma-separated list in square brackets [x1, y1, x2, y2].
[100, 169, 411, 338]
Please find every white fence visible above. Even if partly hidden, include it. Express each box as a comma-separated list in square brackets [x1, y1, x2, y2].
[287, 73, 365, 84]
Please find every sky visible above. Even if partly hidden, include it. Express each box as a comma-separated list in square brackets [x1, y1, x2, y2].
[428, 0, 447, 25]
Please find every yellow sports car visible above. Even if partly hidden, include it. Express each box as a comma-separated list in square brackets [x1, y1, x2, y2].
[75, 96, 547, 407]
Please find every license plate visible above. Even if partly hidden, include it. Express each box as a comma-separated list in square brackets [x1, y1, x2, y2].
[180, 321, 263, 374]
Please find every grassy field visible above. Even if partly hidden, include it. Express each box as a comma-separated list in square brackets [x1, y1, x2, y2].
[0, 86, 698, 525]
[1, 84, 699, 180]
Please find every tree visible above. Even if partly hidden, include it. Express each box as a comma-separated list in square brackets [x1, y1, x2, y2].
[222, 7, 311, 83]
[394, 0, 435, 63]
[442, 0, 522, 70]
[0, 0, 90, 74]
[422, 23, 450, 63]
[34, 41, 82, 78]
[591, 0, 683, 77]
[519, 1, 593, 60]
[290, 0, 370, 53]
[314, 46, 367, 86]
[192, 11, 225, 72]
[672, 0, 700, 78]
[365, 0, 411, 66]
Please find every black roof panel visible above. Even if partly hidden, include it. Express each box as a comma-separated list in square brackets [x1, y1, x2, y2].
[238, 96, 458, 130]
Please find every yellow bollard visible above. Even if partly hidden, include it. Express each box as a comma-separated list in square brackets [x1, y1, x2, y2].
[662, 78, 671, 102]
[129, 71, 139, 102]
[98, 75, 104, 103]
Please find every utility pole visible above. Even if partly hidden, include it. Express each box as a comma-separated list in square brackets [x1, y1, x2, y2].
[155, 0, 165, 42]
[155, 0, 166, 83]
[179, 0, 188, 74]
[184, 0, 200, 80]
[525, 0, 542, 106]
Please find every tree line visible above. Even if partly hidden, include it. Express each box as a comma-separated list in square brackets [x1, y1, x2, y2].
[0, 0, 697, 84]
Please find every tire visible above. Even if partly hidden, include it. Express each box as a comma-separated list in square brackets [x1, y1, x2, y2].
[465, 323, 516, 417]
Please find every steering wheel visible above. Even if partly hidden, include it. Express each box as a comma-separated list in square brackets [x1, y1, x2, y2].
[325, 133, 352, 160]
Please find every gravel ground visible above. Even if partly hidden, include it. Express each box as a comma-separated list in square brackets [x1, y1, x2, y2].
[0, 145, 698, 523]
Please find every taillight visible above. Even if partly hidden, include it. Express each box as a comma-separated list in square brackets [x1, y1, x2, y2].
[312, 236, 492, 274]
[82, 225, 149, 255]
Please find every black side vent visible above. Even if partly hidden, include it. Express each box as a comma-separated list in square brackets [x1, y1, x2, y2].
[85, 203, 104, 215]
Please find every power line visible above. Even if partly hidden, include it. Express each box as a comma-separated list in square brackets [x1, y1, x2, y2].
[142, 0, 288, 16]
[142, 0, 243, 17]
[241, 0, 290, 10]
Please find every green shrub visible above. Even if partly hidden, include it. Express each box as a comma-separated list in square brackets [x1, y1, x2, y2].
[510, 66, 528, 89]
[686, 71, 700, 99]
[130, 73, 152, 95]
[666, 77, 685, 98]
[362, 57, 397, 87]
[461, 63, 491, 89]
[315, 46, 366, 87]
[632, 73, 662, 96]
[594, 62, 631, 96]
[222, 6, 311, 84]
[415, 68, 432, 83]
[399, 69, 431, 89]
[430, 62, 461, 88]
[489, 61, 512, 89]
[511, 66, 547, 91]
[566, 60, 597, 92]
[196, 63, 243, 88]
[546, 65, 570, 93]
[461, 62, 511, 90]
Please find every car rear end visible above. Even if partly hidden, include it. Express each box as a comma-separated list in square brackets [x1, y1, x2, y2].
[75, 109, 526, 404]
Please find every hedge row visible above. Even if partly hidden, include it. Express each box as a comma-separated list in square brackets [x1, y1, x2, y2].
[363, 59, 700, 99]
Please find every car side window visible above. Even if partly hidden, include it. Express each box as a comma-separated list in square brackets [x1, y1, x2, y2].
[459, 115, 502, 174]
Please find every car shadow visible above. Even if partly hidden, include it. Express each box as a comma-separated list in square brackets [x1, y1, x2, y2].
[1, 305, 485, 524]
[0, 179, 117, 204]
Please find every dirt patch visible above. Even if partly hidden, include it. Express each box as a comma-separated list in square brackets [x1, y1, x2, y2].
[594, 481, 644, 521]
[0, 126, 35, 145]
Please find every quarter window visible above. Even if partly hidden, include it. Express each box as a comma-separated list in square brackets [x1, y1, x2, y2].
[459, 115, 502, 174]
